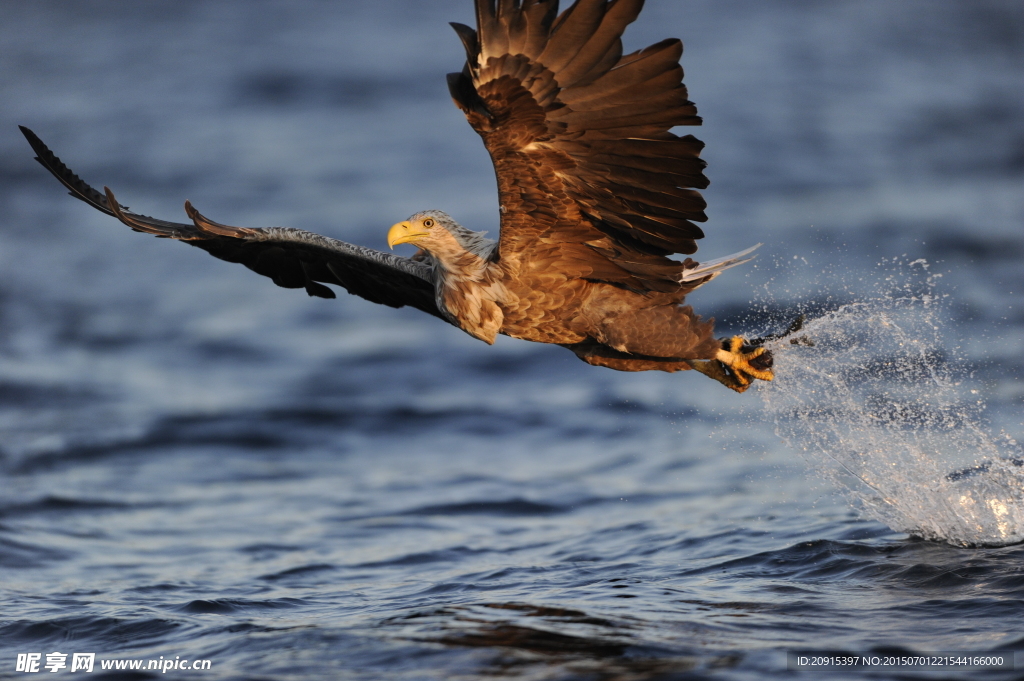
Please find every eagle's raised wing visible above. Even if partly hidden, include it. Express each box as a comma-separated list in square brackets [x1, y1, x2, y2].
[448, 0, 710, 290]
[19, 126, 443, 320]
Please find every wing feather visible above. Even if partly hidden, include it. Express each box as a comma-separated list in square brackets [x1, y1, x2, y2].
[558, 39, 684, 107]
[547, 0, 642, 87]
[522, 0, 559, 59]
[537, 0, 608, 73]
[451, 0, 712, 289]
[20, 126, 444, 320]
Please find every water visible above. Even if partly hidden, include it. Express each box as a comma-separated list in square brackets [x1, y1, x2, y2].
[763, 264, 1024, 548]
[2, 1, 1023, 679]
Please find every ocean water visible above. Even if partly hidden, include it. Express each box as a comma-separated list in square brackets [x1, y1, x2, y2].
[1, 1, 1023, 679]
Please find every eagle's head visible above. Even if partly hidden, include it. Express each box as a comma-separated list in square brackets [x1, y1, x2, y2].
[387, 210, 497, 266]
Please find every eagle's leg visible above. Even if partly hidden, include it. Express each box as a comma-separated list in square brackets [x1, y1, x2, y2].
[687, 337, 774, 393]
[687, 357, 746, 391]
[719, 336, 774, 380]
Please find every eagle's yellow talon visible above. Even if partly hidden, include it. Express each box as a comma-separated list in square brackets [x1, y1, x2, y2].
[694, 335, 775, 392]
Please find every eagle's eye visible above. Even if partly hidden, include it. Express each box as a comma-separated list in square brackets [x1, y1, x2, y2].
[423, 218, 435, 228]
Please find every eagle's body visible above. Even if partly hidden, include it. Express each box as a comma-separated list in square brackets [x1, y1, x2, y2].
[403, 210, 720, 370]
[20, 0, 774, 392]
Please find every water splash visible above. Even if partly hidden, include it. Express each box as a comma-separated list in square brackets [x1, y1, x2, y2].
[759, 262, 1024, 547]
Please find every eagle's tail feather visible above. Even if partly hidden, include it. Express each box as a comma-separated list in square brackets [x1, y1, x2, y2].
[680, 243, 761, 284]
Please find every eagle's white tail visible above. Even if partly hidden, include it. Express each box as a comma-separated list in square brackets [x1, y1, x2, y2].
[680, 244, 761, 285]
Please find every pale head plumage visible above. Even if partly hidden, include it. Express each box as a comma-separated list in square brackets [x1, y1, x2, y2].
[407, 210, 497, 260]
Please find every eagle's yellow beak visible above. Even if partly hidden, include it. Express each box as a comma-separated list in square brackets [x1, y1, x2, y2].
[387, 221, 429, 249]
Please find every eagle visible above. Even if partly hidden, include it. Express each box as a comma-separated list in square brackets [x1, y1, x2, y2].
[20, 0, 773, 393]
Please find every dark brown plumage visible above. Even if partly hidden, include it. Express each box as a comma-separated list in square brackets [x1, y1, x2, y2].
[20, 0, 774, 393]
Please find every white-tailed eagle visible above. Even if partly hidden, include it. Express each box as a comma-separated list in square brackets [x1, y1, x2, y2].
[21, 0, 773, 392]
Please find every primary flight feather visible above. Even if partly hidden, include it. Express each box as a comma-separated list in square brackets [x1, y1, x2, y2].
[21, 0, 773, 393]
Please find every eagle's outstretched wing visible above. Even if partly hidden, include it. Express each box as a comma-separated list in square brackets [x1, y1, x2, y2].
[19, 126, 443, 320]
[449, 0, 710, 291]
